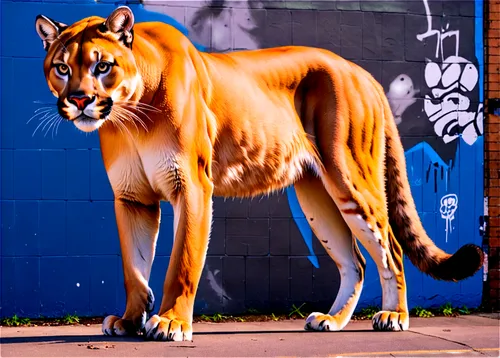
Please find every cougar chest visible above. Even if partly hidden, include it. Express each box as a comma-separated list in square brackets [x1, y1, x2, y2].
[139, 149, 182, 201]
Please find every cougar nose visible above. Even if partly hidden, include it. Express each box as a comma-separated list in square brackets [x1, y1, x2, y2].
[68, 92, 94, 110]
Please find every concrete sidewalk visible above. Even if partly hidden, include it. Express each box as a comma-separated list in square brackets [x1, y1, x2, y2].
[1, 314, 499, 357]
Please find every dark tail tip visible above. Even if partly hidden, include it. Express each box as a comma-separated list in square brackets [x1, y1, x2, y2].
[432, 244, 484, 282]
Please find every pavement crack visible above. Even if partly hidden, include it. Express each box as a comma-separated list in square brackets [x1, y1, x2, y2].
[409, 330, 487, 356]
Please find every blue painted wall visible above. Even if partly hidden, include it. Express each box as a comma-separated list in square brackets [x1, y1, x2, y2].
[1, 0, 485, 318]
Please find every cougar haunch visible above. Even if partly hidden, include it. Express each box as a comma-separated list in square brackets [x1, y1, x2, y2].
[35, 6, 484, 341]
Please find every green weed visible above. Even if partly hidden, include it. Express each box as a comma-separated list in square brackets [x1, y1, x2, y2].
[439, 303, 454, 317]
[288, 303, 307, 318]
[412, 306, 434, 318]
[1, 315, 31, 326]
[62, 314, 80, 325]
[358, 306, 380, 320]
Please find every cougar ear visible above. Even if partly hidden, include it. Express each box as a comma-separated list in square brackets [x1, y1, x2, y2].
[105, 6, 134, 34]
[35, 15, 67, 51]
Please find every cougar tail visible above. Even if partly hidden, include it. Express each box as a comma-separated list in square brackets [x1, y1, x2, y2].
[381, 93, 484, 282]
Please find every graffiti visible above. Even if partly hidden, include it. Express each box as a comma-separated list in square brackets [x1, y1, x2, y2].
[440, 194, 458, 243]
[189, 0, 259, 52]
[416, 0, 483, 146]
[386, 74, 419, 125]
[205, 265, 231, 302]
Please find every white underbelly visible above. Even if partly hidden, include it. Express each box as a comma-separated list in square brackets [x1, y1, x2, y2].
[212, 149, 319, 197]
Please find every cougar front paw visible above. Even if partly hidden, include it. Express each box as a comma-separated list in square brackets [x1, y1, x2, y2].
[102, 314, 146, 336]
[372, 311, 409, 331]
[144, 314, 193, 341]
[304, 312, 342, 332]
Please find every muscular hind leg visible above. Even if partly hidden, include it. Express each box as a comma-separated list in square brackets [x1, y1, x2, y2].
[294, 173, 365, 332]
[320, 175, 409, 332]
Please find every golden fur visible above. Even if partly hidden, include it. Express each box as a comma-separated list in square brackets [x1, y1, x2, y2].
[35, 6, 484, 341]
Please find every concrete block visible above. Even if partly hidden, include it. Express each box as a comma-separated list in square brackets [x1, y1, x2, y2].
[360, 0, 408, 13]
[1, 58, 14, 149]
[382, 13, 405, 61]
[362, 12, 382, 60]
[226, 218, 269, 237]
[336, 0, 359, 11]
[42, 150, 66, 199]
[64, 256, 91, 316]
[262, 9, 292, 48]
[311, 0, 337, 11]
[290, 256, 313, 302]
[66, 201, 92, 255]
[15, 201, 40, 256]
[222, 256, 245, 312]
[289, 218, 312, 256]
[66, 149, 90, 200]
[1, 257, 16, 318]
[1, 150, 14, 199]
[268, 192, 291, 217]
[341, 10, 362, 25]
[292, 10, 317, 46]
[90, 201, 119, 255]
[39, 201, 66, 256]
[270, 256, 289, 302]
[317, 10, 340, 53]
[245, 257, 269, 302]
[340, 24, 362, 59]
[404, 14, 432, 62]
[1, 201, 16, 256]
[225, 198, 250, 218]
[15, 257, 41, 317]
[270, 218, 290, 255]
[90, 256, 120, 316]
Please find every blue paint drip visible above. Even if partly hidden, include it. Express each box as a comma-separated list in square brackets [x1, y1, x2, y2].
[404, 141, 450, 169]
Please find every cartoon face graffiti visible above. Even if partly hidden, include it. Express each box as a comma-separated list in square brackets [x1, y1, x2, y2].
[423, 57, 483, 145]
[416, 0, 483, 146]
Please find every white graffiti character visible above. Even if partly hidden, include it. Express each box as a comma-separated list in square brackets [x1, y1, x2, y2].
[417, 0, 483, 146]
[440, 194, 458, 243]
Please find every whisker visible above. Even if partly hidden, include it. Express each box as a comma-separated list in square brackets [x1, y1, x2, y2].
[42, 114, 61, 138]
[27, 109, 54, 124]
[55, 117, 64, 136]
[115, 105, 149, 132]
[32, 115, 53, 137]
[41, 113, 58, 134]
[110, 112, 133, 138]
[116, 100, 161, 113]
[113, 107, 141, 133]
[34, 106, 54, 113]
[117, 104, 154, 124]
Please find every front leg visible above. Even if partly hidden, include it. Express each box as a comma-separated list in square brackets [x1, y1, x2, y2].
[102, 198, 160, 336]
[144, 168, 213, 342]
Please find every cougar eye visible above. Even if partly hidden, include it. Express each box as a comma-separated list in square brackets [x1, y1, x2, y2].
[95, 61, 112, 76]
[55, 63, 69, 76]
